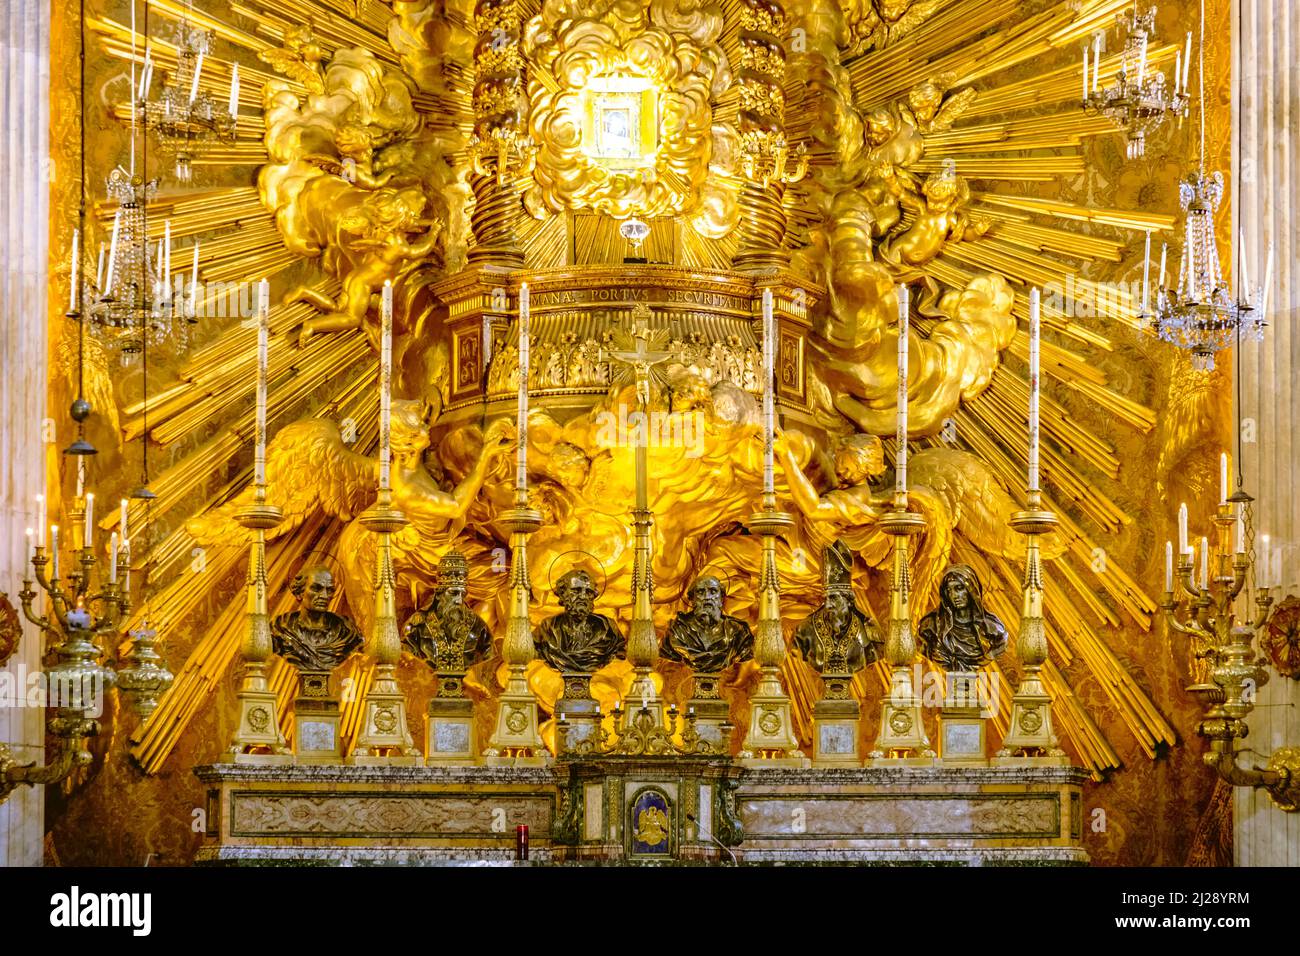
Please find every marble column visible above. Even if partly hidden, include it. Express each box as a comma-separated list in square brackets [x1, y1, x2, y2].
[1234, 0, 1300, 867]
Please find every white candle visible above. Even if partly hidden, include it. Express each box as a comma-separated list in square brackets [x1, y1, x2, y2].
[1158, 242, 1167, 293]
[1165, 541, 1173, 592]
[255, 279, 269, 487]
[120, 498, 129, 540]
[516, 283, 530, 495]
[105, 209, 122, 294]
[76, 456, 85, 498]
[36, 495, 45, 547]
[163, 220, 171, 293]
[1028, 287, 1041, 492]
[96, 244, 105, 290]
[69, 228, 79, 312]
[762, 287, 776, 497]
[190, 242, 200, 317]
[1260, 534, 1270, 588]
[51, 525, 59, 580]
[1082, 48, 1088, 100]
[109, 532, 118, 583]
[1141, 231, 1151, 313]
[1235, 507, 1245, 554]
[25, 528, 34, 568]
[896, 284, 909, 498]
[122, 537, 131, 592]
[84, 492, 94, 545]
[139, 47, 152, 98]
[1182, 32, 1192, 91]
[228, 63, 239, 117]
[1220, 452, 1228, 505]
[379, 281, 393, 492]
[1174, 51, 1182, 95]
[189, 52, 204, 104]
[1178, 502, 1188, 555]
[1200, 535, 1209, 588]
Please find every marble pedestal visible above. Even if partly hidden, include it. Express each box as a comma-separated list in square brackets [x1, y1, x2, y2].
[293, 695, 342, 763]
[426, 697, 478, 764]
[811, 697, 861, 766]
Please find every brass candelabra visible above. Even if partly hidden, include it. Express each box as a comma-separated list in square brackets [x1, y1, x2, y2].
[1162, 496, 1299, 811]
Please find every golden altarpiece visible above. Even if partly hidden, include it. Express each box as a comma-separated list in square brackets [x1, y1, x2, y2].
[7, 0, 1298, 865]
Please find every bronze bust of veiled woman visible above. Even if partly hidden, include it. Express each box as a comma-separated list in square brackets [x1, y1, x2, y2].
[917, 564, 1008, 671]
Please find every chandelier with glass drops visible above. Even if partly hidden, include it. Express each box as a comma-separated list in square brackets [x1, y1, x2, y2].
[1146, 0, 1270, 371]
[1082, 4, 1190, 160]
[137, 14, 237, 183]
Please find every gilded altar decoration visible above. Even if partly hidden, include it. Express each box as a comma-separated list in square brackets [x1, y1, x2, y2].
[1261, 594, 1300, 680]
[661, 575, 755, 673]
[520, 0, 738, 233]
[917, 565, 1009, 672]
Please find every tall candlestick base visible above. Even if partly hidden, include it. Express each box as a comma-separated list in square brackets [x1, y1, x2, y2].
[485, 507, 550, 765]
[995, 500, 1068, 764]
[229, 502, 292, 763]
[869, 505, 935, 765]
[351, 503, 419, 764]
[625, 506, 667, 729]
[740, 508, 809, 767]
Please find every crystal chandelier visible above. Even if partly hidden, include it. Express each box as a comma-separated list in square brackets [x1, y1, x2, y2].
[1148, 0, 1270, 371]
[137, 15, 237, 183]
[1082, 4, 1189, 159]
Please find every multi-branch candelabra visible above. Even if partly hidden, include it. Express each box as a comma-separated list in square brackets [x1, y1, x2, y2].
[0, 492, 173, 802]
[1082, 6, 1189, 159]
[136, 17, 237, 183]
[1162, 494, 1300, 811]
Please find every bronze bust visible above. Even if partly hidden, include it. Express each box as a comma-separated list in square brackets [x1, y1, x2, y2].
[533, 569, 624, 672]
[661, 574, 755, 673]
[403, 551, 491, 677]
[917, 564, 1008, 671]
[270, 565, 365, 675]
[793, 541, 883, 676]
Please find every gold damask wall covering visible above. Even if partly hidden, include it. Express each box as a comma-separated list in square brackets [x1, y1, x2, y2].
[45, 0, 1233, 865]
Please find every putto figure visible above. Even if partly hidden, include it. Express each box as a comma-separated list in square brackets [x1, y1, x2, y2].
[917, 564, 1008, 671]
[403, 551, 491, 682]
[793, 541, 883, 676]
[533, 569, 625, 672]
[270, 565, 365, 674]
[661, 574, 755, 673]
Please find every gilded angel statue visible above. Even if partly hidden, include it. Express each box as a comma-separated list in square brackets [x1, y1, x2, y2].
[257, 24, 326, 94]
[898, 76, 977, 134]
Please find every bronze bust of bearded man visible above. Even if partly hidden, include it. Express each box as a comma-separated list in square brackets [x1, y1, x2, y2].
[270, 565, 365, 675]
[404, 551, 491, 671]
[917, 564, 1008, 671]
[533, 569, 625, 672]
[661, 574, 755, 673]
[793, 541, 883, 676]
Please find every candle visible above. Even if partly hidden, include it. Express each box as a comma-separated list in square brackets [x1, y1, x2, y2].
[1141, 231, 1151, 313]
[255, 279, 269, 487]
[139, 47, 152, 98]
[1082, 47, 1088, 100]
[1028, 287, 1041, 492]
[1219, 452, 1228, 505]
[1235, 506, 1245, 554]
[228, 63, 239, 116]
[120, 498, 129, 540]
[1174, 51, 1181, 95]
[76, 456, 85, 498]
[25, 528, 34, 567]
[762, 287, 776, 497]
[69, 228, 79, 312]
[189, 52, 204, 104]
[1181, 32, 1192, 90]
[1200, 536, 1209, 588]
[516, 283, 530, 496]
[896, 284, 909, 498]
[96, 244, 105, 290]
[1165, 541, 1173, 592]
[36, 494, 45, 547]
[163, 220, 171, 294]
[190, 242, 201, 317]
[1178, 502, 1188, 555]
[109, 532, 118, 583]
[122, 537, 130, 593]
[379, 281, 393, 491]
[51, 525, 59, 580]
[1260, 534, 1270, 588]
[84, 492, 94, 545]
[105, 209, 122, 294]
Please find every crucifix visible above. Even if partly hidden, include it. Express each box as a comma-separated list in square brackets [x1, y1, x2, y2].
[603, 302, 674, 713]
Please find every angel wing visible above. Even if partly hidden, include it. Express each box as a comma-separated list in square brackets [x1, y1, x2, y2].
[186, 418, 377, 546]
[257, 48, 326, 95]
[930, 87, 977, 132]
[910, 446, 1067, 562]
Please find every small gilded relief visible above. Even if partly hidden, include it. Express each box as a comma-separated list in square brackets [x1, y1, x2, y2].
[628, 787, 672, 859]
